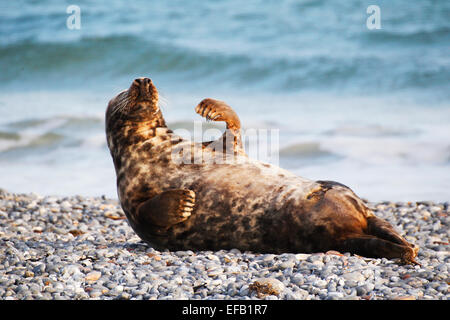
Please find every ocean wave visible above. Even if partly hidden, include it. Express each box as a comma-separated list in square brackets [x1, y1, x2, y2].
[0, 35, 246, 84]
[362, 27, 450, 45]
[279, 141, 334, 158]
[1, 32, 448, 94]
[0, 115, 104, 154]
[0, 131, 64, 153]
[277, 141, 342, 169]
[5, 115, 102, 130]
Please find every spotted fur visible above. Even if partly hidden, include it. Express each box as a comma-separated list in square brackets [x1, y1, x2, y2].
[105, 77, 419, 264]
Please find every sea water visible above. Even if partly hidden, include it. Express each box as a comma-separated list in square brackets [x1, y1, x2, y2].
[0, 0, 449, 201]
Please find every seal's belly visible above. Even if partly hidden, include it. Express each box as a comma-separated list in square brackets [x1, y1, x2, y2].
[174, 158, 316, 217]
[147, 150, 320, 251]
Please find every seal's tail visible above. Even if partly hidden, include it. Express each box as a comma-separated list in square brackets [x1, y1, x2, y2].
[340, 216, 419, 264]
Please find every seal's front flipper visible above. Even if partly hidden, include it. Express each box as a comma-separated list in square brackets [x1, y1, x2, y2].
[136, 189, 195, 229]
[195, 98, 245, 155]
[339, 235, 419, 265]
[195, 98, 241, 130]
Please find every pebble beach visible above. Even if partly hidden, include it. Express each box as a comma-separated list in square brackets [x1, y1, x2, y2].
[0, 189, 448, 300]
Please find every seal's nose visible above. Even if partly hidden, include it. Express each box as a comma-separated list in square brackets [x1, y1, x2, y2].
[132, 77, 153, 98]
[134, 77, 152, 87]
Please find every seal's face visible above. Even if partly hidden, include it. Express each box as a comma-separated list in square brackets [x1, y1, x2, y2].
[105, 77, 166, 166]
[127, 77, 159, 117]
[107, 77, 159, 124]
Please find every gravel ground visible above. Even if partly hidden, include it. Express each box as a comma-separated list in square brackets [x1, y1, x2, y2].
[0, 189, 448, 300]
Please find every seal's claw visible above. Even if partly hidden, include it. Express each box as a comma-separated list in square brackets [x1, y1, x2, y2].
[171, 189, 196, 223]
[181, 189, 195, 203]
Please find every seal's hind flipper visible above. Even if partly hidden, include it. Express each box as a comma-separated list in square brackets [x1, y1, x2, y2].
[367, 216, 416, 248]
[195, 98, 245, 156]
[366, 215, 420, 261]
[136, 189, 195, 229]
[339, 235, 419, 265]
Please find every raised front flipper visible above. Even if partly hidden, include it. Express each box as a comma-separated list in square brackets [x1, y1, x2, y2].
[195, 98, 245, 156]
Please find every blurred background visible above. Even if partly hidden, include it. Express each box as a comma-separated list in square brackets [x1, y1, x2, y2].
[0, 0, 449, 201]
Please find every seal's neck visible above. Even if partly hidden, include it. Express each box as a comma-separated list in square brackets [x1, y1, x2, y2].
[121, 112, 167, 144]
[107, 108, 167, 155]
[129, 111, 167, 138]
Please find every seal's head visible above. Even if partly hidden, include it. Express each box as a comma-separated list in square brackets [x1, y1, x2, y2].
[106, 77, 159, 124]
[105, 77, 166, 163]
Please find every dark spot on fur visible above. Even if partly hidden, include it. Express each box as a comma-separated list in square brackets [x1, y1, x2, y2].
[206, 216, 223, 225]
[161, 156, 169, 164]
[117, 171, 126, 182]
[220, 222, 235, 235]
[142, 143, 154, 152]
[128, 165, 139, 179]
[242, 217, 251, 229]
[128, 135, 145, 145]
[140, 185, 151, 194]
[114, 157, 122, 168]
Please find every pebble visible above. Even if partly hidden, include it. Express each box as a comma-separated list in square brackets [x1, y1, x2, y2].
[85, 271, 102, 282]
[0, 191, 449, 300]
[250, 278, 285, 296]
[342, 271, 365, 287]
[327, 291, 344, 300]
